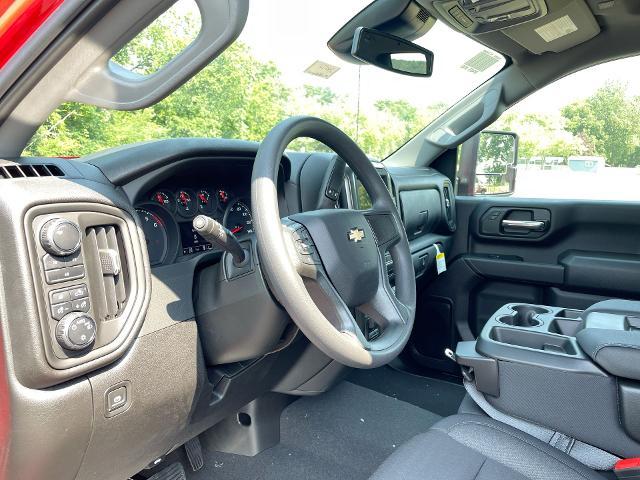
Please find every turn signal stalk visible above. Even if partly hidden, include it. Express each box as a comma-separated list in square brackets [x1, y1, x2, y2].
[193, 215, 246, 265]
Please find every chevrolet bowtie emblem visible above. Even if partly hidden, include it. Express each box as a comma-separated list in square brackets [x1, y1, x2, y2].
[348, 227, 365, 243]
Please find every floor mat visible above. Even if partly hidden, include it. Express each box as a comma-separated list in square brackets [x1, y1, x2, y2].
[348, 365, 466, 417]
[188, 381, 441, 480]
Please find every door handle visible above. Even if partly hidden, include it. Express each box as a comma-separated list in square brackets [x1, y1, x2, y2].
[501, 219, 546, 231]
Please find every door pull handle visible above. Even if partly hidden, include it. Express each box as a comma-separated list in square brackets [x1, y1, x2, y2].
[501, 219, 546, 231]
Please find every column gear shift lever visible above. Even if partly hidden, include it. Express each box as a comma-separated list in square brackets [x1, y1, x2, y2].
[192, 215, 247, 265]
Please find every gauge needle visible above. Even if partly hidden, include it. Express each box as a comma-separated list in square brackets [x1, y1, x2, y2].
[230, 226, 243, 234]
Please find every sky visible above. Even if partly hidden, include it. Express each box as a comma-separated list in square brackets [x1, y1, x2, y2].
[515, 56, 640, 114]
[178, 0, 640, 116]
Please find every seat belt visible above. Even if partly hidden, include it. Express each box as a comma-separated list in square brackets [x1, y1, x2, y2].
[463, 380, 620, 471]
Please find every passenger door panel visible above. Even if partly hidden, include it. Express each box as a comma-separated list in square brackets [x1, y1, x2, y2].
[410, 196, 640, 374]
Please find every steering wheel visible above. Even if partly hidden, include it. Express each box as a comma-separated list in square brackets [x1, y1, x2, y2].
[251, 116, 416, 368]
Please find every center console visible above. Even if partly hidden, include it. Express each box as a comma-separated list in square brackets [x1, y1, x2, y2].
[455, 299, 640, 458]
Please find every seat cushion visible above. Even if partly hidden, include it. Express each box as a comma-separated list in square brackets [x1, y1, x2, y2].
[457, 393, 486, 416]
[369, 414, 605, 480]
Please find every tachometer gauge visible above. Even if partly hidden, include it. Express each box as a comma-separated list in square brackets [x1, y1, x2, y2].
[136, 208, 168, 266]
[152, 190, 175, 211]
[224, 200, 254, 236]
[176, 189, 197, 218]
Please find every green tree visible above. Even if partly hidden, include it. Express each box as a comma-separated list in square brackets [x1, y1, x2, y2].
[561, 82, 640, 166]
[490, 111, 587, 163]
[303, 85, 338, 106]
[26, 19, 291, 155]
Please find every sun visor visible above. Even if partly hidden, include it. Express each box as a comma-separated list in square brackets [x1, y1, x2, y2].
[503, 0, 600, 54]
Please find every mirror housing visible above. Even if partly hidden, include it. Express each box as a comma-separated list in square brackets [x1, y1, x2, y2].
[351, 27, 433, 77]
[458, 130, 518, 196]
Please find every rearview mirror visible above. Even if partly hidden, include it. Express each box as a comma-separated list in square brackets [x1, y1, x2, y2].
[351, 27, 433, 77]
[458, 131, 519, 196]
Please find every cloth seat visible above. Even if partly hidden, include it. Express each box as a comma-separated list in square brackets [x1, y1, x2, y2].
[369, 414, 605, 480]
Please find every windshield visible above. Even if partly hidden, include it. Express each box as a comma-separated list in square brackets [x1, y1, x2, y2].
[25, 0, 505, 160]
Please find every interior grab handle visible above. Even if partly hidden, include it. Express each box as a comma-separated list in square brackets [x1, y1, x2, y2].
[501, 219, 546, 231]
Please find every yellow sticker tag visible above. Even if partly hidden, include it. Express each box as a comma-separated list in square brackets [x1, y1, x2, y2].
[435, 244, 447, 275]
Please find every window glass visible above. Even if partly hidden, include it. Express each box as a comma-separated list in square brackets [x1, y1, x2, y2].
[25, 1, 504, 159]
[458, 56, 640, 201]
[112, 0, 201, 76]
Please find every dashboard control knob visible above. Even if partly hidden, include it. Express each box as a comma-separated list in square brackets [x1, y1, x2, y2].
[40, 218, 81, 256]
[55, 312, 96, 351]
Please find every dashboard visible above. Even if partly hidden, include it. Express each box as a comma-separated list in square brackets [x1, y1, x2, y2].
[133, 160, 257, 266]
[0, 138, 458, 480]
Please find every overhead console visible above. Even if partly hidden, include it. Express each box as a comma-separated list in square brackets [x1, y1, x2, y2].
[433, 0, 600, 55]
[433, 0, 548, 33]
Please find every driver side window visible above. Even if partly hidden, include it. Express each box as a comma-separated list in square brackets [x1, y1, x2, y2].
[457, 55, 640, 201]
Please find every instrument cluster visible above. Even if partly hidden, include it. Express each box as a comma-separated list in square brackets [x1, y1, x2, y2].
[135, 185, 253, 266]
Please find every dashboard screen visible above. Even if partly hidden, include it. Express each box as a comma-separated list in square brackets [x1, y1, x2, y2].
[179, 222, 212, 255]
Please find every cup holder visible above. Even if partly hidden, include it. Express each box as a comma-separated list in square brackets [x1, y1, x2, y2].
[497, 305, 550, 328]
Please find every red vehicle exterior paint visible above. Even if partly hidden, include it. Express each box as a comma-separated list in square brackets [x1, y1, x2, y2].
[0, 0, 65, 68]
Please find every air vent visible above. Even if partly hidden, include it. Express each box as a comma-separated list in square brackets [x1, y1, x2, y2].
[0, 163, 64, 179]
[442, 184, 456, 232]
[375, 167, 397, 207]
[443, 185, 453, 222]
[84, 225, 128, 321]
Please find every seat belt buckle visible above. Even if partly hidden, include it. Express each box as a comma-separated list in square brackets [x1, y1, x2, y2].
[615, 458, 640, 479]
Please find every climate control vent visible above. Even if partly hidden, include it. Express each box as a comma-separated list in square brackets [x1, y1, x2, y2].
[443, 185, 453, 221]
[84, 225, 129, 321]
[0, 163, 64, 179]
[442, 183, 456, 232]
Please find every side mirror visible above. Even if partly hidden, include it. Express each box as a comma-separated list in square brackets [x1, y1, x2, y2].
[351, 27, 433, 77]
[457, 131, 518, 196]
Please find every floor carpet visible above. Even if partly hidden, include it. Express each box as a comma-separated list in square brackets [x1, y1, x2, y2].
[348, 365, 466, 417]
[188, 381, 442, 480]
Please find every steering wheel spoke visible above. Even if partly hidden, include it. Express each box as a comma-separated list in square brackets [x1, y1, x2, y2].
[364, 210, 402, 252]
[281, 217, 322, 275]
[358, 271, 411, 331]
[304, 269, 370, 348]
[281, 217, 369, 348]
[356, 241, 413, 350]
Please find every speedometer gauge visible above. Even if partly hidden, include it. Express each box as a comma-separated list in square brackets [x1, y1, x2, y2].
[224, 201, 254, 236]
[136, 208, 168, 266]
